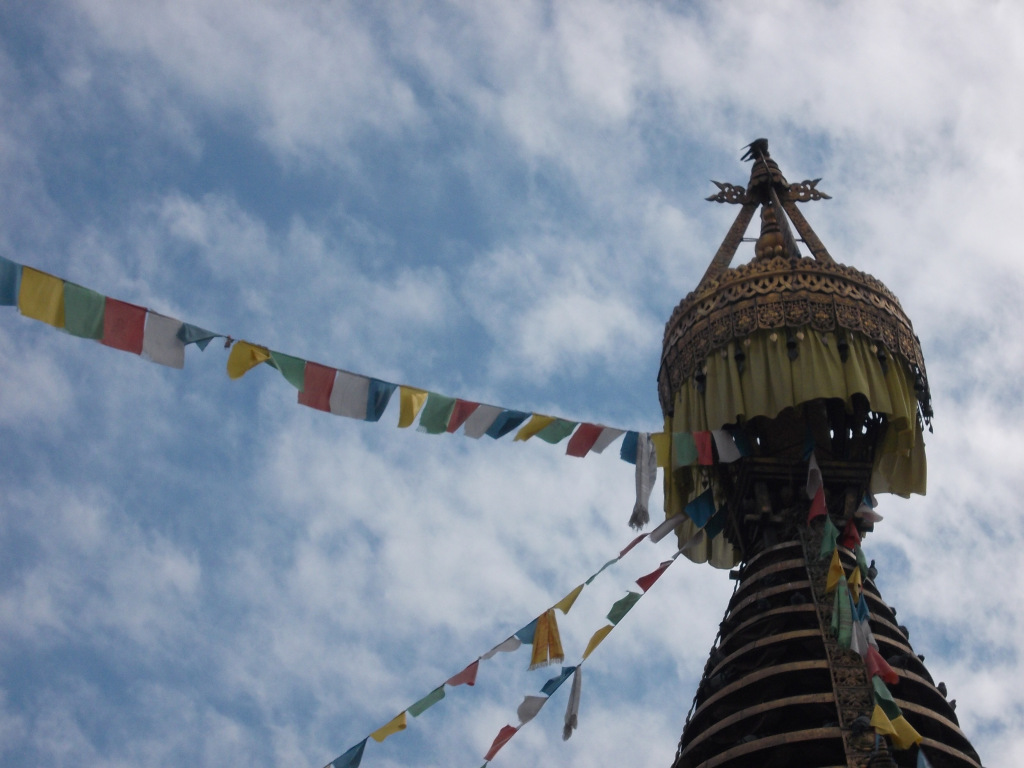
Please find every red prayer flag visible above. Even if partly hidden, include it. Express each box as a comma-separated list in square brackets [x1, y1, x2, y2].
[101, 298, 145, 354]
[694, 431, 714, 465]
[446, 659, 479, 687]
[566, 423, 603, 457]
[865, 645, 899, 684]
[807, 487, 827, 523]
[298, 362, 335, 412]
[446, 399, 480, 432]
[619, 533, 647, 558]
[636, 561, 671, 592]
[483, 725, 519, 761]
[839, 519, 862, 549]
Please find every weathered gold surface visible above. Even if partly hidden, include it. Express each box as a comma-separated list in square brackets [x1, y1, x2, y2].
[659, 254, 928, 413]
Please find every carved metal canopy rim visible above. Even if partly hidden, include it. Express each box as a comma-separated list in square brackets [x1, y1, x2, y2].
[658, 255, 929, 415]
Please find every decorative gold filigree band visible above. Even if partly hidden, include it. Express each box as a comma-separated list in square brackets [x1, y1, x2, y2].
[658, 255, 929, 415]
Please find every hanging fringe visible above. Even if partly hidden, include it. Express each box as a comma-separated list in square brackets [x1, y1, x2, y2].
[562, 666, 582, 740]
[529, 609, 565, 670]
[629, 433, 657, 529]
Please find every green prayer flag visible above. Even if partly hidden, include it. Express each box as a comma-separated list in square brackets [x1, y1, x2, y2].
[832, 577, 853, 649]
[408, 686, 445, 717]
[268, 350, 306, 391]
[819, 517, 840, 559]
[535, 418, 578, 444]
[418, 393, 457, 434]
[673, 432, 698, 467]
[586, 558, 618, 585]
[872, 676, 904, 720]
[63, 282, 106, 339]
[607, 591, 642, 625]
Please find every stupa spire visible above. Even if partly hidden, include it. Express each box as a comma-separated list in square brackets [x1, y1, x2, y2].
[661, 144, 977, 768]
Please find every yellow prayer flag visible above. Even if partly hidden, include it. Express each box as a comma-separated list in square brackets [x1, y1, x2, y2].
[651, 432, 672, 468]
[826, 549, 844, 593]
[848, 565, 863, 600]
[18, 267, 65, 328]
[583, 625, 614, 660]
[553, 584, 584, 615]
[226, 341, 271, 379]
[514, 414, 556, 441]
[370, 711, 407, 743]
[398, 386, 428, 428]
[870, 704, 897, 737]
[890, 715, 923, 750]
[529, 609, 564, 670]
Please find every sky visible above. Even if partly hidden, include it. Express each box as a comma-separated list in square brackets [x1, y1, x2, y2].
[1, 1, 1022, 766]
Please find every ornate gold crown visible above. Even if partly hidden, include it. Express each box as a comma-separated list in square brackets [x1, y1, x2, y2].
[657, 143, 931, 422]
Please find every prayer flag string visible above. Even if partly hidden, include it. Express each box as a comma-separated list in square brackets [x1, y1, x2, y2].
[0, 256, 749, 468]
[318, 527, 675, 768]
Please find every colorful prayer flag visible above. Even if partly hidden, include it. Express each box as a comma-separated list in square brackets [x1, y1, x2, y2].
[590, 427, 624, 454]
[142, 311, 185, 369]
[619, 431, 639, 464]
[63, 282, 105, 339]
[370, 711, 407, 742]
[607, 592, 642, 625]
[298, 361, 335, 412]
[694, 431, 714, 465]
[366, 379, 397, 421]
[534, 418, 577, 444]
[226, 340, 271, 378]
[446, 399, 479, 432]
[462, 404, 503, 438]
[268, 350, 306, 390]
[418, 392, 457, 434]
[636, 561, 672, 592]
[102, 298, 146, 354]
[330, 371, 372, 420]
[529, 609, 564, 669]
[330, 739, 367, 768]
[176, 322, 218, 350]
[18, 267, 65, 327]
[516, 695, 547, 724]
[565, 422, 603, 456]
[408, 686, 445, 717]
[673, 432, 698, 467]
[446, 659, 479, 687]
[481, 636, 522, 659]
[819, 516, 840, 559]
[711, 429, 741, 462]
[514, 414, 556, 441]
[826, 549, 844, 593]
[553, 584, 584, 615]
[483, 725, 518, 761]
[484, 409, 528, 439]
[540, 666, 576, 696]
[685, 489, 715, 528]
[807, 486, 827, 523]
[0, 255, 20, 305]
[583, 625, 613, 659]
[398, 386, 428, 428]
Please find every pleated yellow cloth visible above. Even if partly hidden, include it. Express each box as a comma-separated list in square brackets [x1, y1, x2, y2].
[663, 328, 927, 569]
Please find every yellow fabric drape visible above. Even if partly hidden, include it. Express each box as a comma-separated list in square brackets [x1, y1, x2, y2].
[529, 609, 564, 669]
[663, 328, 926, 568]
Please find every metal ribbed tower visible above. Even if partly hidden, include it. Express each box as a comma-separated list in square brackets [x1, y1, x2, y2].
[659, 143, 981, 768]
